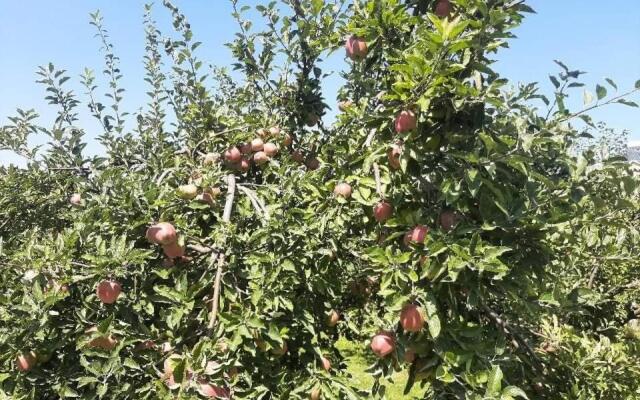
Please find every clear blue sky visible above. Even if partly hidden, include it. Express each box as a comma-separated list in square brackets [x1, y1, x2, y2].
[1, 0, 639, 166]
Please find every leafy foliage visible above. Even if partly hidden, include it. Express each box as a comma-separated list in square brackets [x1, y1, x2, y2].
[0, 1, 639, 399]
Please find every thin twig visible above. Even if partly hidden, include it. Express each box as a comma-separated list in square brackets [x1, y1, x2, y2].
[480, 303, 544, 373]
[587, 265, 599, 289]
[373, 163, 383, 197]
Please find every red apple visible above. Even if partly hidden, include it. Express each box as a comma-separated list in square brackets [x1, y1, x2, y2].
[373, 201, 393, 223]
[439, 210, 460, 232]
[163, 241, 185, 259]
[370, 332, 396, 358]
[198, 382, 230, 399]
[388, 145, 402, 170]
[310, 386, 322, 400]
[269, 126, 281, 136]
[400, 304, 425, 332]
[345, 35, 368, 61]
[321, 356, 331, 372]
[16, 351, 37, 372]
[264, 142, 278, 157]
[306, 157, 320, 171]
[435, 0, 452, 18]
[333, 182, 352, 198]
[283, 134, 293, 147]
[404, 225, 429, 246]
[96, 279, 122, 304]
[327, 310, 340, 327]
[239, 142, 252, 155]
[291, 150, 305, 163]
[251, 138, 264, 152]
[254, 151, 270, 166]
[69, 193, 83, 206]
[239, 158, 251, 173]
[256, 128, 268, 138]
[146, 222, 177, 245]
[177, 184, 198, 200]
[85, 327, 118, 350]
[395, 110, 417, 134]
[224, 147, 242, 163]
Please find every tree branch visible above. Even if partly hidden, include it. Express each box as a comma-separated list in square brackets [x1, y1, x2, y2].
[208, 174, 236, 332]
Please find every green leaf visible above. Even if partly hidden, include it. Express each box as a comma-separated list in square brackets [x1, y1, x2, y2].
[502, 385, 529, 399]
[549, 75, 560, 89]
[485, 365, 503, 396]
[596, 84, 607, 100]
[605, 78, 617, 90]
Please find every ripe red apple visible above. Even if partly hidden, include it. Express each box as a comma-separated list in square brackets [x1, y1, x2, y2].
[263, 142, 278, 157]
[338, 100, 353, 112]
[239, 142, 252, 155]
[400, 304, 425, 332]
[291, 150, 305, 163]
[16, 351, 37, 372]
[256, 128, 268, 138]
[177, 184, 198, 200]
[224, 147, 242, 163]
[272, 341, 288, 356]
[283, 134, 293, 147]
[254, 151, 270, 166]
[435, 0, 452, 18]
[269, 126, 281, 136]
[310, 386, 321, 400]
[69, 193, 83, 206]
[163, 241, 185, 259]
[439, 210, 460, 232]
[251, 138, 264, 152]
[388, 145, 402, 170]
[404, 225, 429, 246]
[147, 222, 178, 245]
[198, 382, 230, 399]
[327, 310, 340, 327]
[321, 356, 331, 372]
[345, 35, 368, 61]
[333, 182, 352, 198]
[239, 158, 251, 172]
[370, 332, 396, 358]
[306, 157, 320, 170]
[85, 327, 118, 350]
[96, 279, 122, 304]
[136, 340, 157, 351]
[203, 152, 220, 166]
[395, 110, 417, 134]
[373, 201, 393, 223]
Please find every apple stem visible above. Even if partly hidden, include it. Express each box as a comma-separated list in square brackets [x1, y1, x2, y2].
[209, 174, 236, 331]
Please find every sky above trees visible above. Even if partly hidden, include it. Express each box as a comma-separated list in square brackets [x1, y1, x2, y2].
[1, 0, 638, 166]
